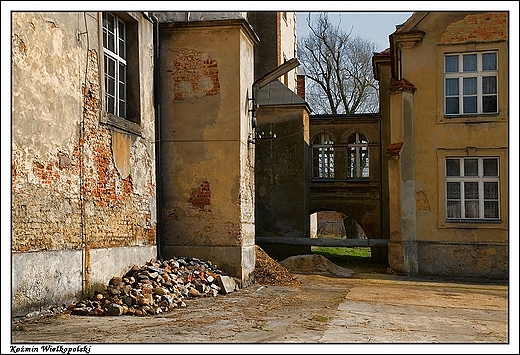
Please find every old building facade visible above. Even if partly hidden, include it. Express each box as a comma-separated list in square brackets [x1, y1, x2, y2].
[11, 10, 302, 316]
[11, 10, 509, 316]
[12, 12, 158, 316]
[373, 11, 509, 278]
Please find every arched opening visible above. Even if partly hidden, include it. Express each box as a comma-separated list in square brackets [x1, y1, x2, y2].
[310, 210, 387, 274]
[311, 211, 366, 239]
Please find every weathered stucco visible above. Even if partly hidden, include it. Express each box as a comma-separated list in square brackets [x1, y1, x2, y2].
[158, 20, 257, 286]
[380, 12, 508, 278]
[11, 12, 157, 315]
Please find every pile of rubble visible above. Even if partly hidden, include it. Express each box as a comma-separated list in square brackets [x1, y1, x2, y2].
[65, 247, 302, 317]
[68, 256, 238, 317]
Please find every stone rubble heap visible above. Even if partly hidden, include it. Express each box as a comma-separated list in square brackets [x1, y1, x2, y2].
[68, 256, 239, 317]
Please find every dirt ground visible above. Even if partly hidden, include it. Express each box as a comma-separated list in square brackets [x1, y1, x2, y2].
[9, 267, 512, 354]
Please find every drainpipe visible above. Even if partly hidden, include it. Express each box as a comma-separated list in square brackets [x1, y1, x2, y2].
[148, 12, 162, 261]
[379, 110, 386, 264]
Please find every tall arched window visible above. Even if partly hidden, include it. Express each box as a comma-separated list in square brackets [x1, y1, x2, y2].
[347, 133, 369, 178]
[312, 133, 334, 178]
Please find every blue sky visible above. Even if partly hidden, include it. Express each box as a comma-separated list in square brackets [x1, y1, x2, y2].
[296, 12, 413, 52]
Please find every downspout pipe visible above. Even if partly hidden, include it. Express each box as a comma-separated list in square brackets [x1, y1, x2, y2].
[148, 12, 162, 261]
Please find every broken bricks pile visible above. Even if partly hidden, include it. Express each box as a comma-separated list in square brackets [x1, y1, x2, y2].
[68, 257, 238, 317]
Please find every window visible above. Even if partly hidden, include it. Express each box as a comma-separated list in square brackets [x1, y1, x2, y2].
[103, 12, 127, 118]
[445, 157, 499, 221]
[444, 51, 498, 116]
[312, 133, 334, 178]
[102, 12, 140, 130]
[347, 133, 369, 178]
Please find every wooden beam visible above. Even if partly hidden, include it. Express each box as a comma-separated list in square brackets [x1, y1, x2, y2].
[256, 237, 389, 247]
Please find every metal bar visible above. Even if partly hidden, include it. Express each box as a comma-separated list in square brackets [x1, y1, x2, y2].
[256, 237, 389, 247]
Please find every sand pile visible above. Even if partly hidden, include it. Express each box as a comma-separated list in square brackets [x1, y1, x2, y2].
[254, 246, 302, 286]
[280, 254, 355, 278]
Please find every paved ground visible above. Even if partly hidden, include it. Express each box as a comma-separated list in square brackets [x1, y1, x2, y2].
[7, 270, 515, 354]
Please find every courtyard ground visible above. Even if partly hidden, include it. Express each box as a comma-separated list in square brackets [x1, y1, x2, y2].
[8, 260, 513, 354]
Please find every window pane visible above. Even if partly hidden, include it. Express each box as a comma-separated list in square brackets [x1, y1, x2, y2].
[463, 77, 477, 95]
[447, 201, 461, 218]
[482, 52, 497, 71]
[483, 158, 498, 176]
[445, 55, 458, 72]
[482, 95, 497, 113]
[482, 76, 497, 94]
[446, 97, 459, 114]
[361, 148, 369, 178]
[465, 201, 479, 218]
[447, 182, 461, 199]
[464, 159, 478, 176]
[463, 96, 477, 114]
[119, 65, 126, 118]
[484, 201, 499, 219]
[464, 182, 479, 199]
[484, 182, 498, 199]
[118, 20, 126, 59]
[445, 78, 459, 95]
[103, 13, 115, 52]
[348, 149, 357, 178]
[446, 159, 460, 176]
[463, 54, 477, 72]
[106, 96, 115, 115]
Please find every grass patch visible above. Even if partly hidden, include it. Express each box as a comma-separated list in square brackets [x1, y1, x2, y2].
[311, 316, 329, 322]
[312, 247, 387, 274]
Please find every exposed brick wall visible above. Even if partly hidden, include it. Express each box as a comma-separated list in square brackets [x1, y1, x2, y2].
[442, 12, 508, 43]
[188, 181, 211, 211]
[166, 49, 220, 100]
[12, 45, 156, 252]
[297, 74, 305, 100]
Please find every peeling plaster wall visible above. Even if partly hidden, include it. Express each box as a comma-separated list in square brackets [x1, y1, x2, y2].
[11, 12, 157, 316]
[158, 20, 256, 286]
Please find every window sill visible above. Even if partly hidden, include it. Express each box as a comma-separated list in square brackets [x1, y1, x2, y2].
[438, 113, 505, 124]
[439, 218, 505, 229]
[101, 113, 143, 137]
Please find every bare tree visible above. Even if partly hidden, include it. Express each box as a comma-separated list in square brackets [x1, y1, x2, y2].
[298, 13, 380, 114]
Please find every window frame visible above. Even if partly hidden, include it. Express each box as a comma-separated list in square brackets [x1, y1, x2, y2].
[100, 12, 142, 136]
[435, 41, 507, 124]
[445, 156, 500, 221]
[444, 51, 498, 116]
[103, 12, 128, 118]
[347, 132, 370, 179]
[312, 133, 335, 179]
[436, 148, 507, 229]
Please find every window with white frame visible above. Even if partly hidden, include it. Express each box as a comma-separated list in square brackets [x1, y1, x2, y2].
[312, 133, 334, 179]
[444, 51, 498, 116]
[445, 157, 500, 220]
[102, 12, 140, 127]
[347, 133, 369, 178]
[103, 12, 127, 118]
